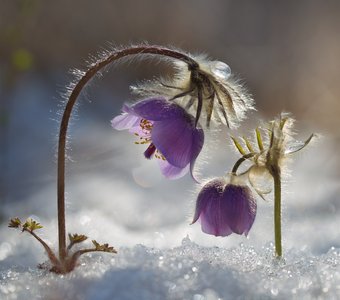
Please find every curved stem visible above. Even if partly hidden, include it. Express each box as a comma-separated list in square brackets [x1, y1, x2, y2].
[273, 171, 282, 257]
[231, 153, 255, 174]
[24, 229, 61, 268]
[57, 45, 198, 262]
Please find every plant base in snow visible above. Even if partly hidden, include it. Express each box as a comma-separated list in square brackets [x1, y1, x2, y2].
[9, 218, 117, 274]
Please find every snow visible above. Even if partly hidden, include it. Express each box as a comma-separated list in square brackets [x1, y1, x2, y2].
[2, 130, 340, 299]
[1, 238, 340, 300]
[2, 78, 340, 299]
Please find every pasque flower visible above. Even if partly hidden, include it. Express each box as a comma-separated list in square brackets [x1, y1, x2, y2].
[112, 97, 204, 180]
[192, 176, 257, 237]
[10, 44, 258, 274]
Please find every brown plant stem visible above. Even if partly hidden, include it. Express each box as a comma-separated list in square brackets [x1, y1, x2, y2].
[57, 45, 198, 262]
[24, 229, 61, 268]
[66, 247, 117, 272]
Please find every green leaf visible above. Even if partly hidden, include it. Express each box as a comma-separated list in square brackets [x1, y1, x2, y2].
[92, 240, 117, 253]
[69, 233, 88, 244]
[231, 136, 246, 155]
[242, 136, 254, 153]
[8, 217, 22, 228]
[22, 218, 43, 231]
[255, 128, 264, 151]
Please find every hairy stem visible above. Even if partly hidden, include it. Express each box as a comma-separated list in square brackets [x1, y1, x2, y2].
[57, 45, 198, 262]
[231, 153, 255, 174]
[273, 171, 282, 257]
[24, 229, 60, 268]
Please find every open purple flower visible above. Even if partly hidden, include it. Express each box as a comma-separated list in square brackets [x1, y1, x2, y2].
[192, 177, 256, 236]
[111, 97, 204, 180]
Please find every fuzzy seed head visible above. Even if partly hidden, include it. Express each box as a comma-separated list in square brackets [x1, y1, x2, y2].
[131, 52, 255, 128]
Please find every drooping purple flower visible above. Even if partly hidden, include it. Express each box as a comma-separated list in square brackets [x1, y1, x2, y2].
[192, 178, 257, 236]
[111, 97, 204, 180]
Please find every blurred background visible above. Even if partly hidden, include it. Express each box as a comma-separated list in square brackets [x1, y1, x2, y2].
[1, 0, 340, 255]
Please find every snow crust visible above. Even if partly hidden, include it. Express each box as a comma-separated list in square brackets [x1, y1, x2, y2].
[1, 237, 340, 300]
[2, 129, 339, 299]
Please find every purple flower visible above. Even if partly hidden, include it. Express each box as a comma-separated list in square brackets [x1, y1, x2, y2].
[192, 178, 256, 236]
[111, 97, 204, 180]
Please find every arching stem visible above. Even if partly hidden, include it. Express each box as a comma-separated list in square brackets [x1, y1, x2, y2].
[57, 45, 198, 262]
[231, 153, 255, 174]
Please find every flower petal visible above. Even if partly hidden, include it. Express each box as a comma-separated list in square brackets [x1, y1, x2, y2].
[152, 117, 204, 168]
[223, 184, 256, 236]
[131, 97, 185, 121]
[193, 179, 232, 237]
[111, 112, 141, 131]
[158, 159, 189, 179]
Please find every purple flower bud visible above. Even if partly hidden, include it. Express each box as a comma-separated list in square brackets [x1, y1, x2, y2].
[223, 184, 257, 235]
[111, 97, 204, 180]
[192, 178, 256, 237]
